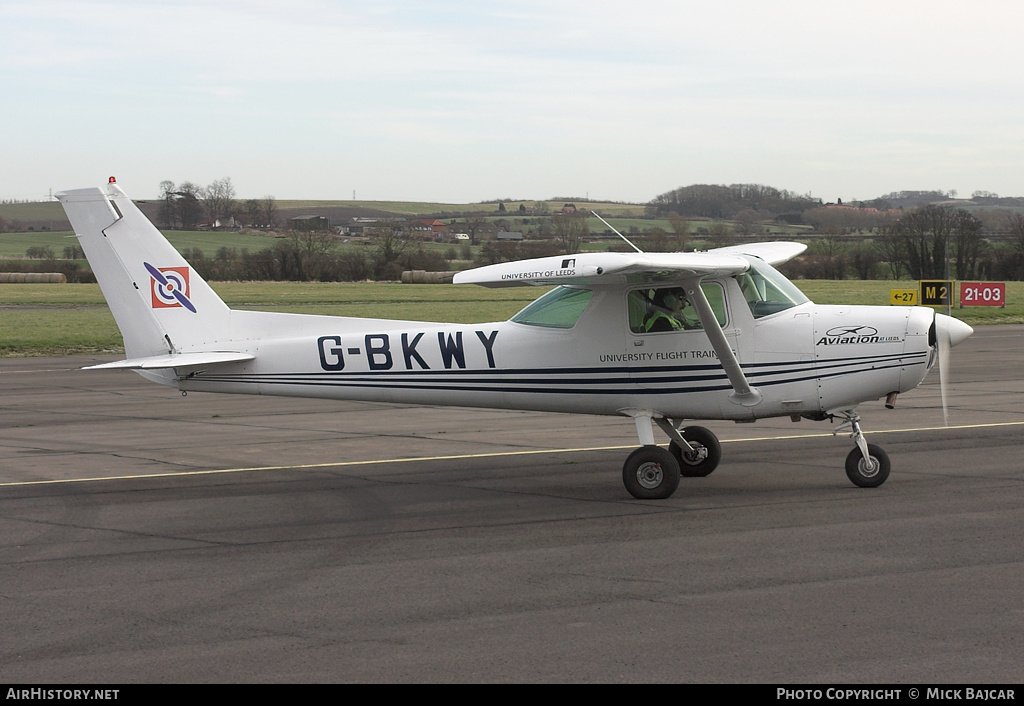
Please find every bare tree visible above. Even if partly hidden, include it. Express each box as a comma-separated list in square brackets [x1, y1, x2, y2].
[464, 216, 487, 246]
[1006, 213, 1024, 280]
[849, 242, 881, 280]
[368, 220, 409, 279]
[874, 230, 906, 280]
[263, 196, 279, 229]
[175, 182, 203, 230]
[951, 209, 984, 280]
[889, 205, 981, 280]
[889, 205, 953, 279]
[707, 221, 733, 248]
[552, 211, 589, 254]
[734, 208, 760, 236]
[244, 199, 263, 227]
[158, 181, 178, 228]
[639, 226, 670, 252]
[806, 237, 849, 279]
[203, 177, 237, 228]
[667, 213, 690, 251]
[288, 229, 338, 281]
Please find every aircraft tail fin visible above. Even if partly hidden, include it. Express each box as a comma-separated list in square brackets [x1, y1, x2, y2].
[56, 181, 233, 360]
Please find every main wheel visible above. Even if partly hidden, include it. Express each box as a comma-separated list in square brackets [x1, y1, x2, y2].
[623, 446, 681, 499]
[669, 426, 722, 477]
[845, 444, 890, 488]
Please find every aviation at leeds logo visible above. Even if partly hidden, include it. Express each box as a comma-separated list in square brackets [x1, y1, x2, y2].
[817, 325, 901, 346]
[145, 262, 197, 313]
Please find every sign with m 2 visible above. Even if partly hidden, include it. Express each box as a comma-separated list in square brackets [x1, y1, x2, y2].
[919, 280, 953, 306]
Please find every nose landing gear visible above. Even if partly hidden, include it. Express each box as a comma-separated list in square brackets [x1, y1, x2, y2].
[834, 410, 890, 488]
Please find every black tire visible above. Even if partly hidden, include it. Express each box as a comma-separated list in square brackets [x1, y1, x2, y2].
[669, 426, 722, 477]
[623, 445, 681, 499]
[845, 444, 890, 488]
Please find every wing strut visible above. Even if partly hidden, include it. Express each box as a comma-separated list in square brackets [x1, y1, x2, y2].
[684, 277, 761, 407]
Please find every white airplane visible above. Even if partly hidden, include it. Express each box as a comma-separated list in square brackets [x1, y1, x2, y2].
[56, 179, 973, 499]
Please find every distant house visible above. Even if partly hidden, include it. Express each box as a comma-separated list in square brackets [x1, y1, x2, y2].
[341, 217, 382, 236]
[496, 231, 524, 241]
[198, 216, 236, 230]
[561, 203, 577, 214]
[417, 219, 448, 240]
[291, 215, 330, 232]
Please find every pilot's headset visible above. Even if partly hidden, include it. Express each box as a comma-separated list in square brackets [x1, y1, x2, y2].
[662, 291, 683, 310]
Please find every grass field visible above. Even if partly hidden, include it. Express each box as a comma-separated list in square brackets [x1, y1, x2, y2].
[2, 279, 1018, 356]
[0, 230, 284, 259]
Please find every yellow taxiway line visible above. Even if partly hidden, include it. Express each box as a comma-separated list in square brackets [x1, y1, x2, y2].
[3, 420, 1023, 488]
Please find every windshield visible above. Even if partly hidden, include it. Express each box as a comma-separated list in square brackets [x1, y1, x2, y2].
[735, 257, 810, 319]
[510, 286, 593, 328]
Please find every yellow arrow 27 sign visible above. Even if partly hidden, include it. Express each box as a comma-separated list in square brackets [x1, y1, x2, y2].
[890, 289, 918, 305]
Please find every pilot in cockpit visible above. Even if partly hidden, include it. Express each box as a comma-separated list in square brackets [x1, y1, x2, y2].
[644, 288, 699, 332]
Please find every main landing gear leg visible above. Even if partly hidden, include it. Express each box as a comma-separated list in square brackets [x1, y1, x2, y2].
[621, 414, 681, 500]
[834, 410, 890, 488]
[619, 414, 724, 499]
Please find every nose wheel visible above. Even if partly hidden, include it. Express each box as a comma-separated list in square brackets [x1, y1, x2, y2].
[845, 444, 890, 487]
[835, 411, 891, 488]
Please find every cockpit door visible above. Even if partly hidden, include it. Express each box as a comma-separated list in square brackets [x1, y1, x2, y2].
[626, 281, 737, 392]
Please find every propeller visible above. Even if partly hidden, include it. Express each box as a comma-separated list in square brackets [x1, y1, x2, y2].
[933, 313, 973, 425]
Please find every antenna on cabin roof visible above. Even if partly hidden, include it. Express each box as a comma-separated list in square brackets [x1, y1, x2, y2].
[592, 212, 643, 253]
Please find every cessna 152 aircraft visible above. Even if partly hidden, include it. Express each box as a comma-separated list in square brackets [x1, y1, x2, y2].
[56, 180, 973, 499]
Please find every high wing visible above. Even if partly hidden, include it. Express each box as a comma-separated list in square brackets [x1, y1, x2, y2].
[700, 241, 807, 267]
[451, 242, 806, 288]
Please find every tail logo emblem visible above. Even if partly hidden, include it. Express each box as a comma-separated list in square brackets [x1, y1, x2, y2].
[145, 263, 197, 313]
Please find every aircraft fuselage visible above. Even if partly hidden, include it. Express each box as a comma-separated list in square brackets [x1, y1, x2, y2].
[167, 281, 935, 422]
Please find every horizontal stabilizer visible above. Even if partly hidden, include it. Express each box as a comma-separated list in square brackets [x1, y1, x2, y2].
[84, 351, 255, 370]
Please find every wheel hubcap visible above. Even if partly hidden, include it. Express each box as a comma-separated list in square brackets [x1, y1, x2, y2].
[859, 456, 879, 477]
[636, 461, 664, 489]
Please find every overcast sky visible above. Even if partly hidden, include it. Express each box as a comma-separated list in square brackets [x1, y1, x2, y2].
[3, 0, 1022, 204]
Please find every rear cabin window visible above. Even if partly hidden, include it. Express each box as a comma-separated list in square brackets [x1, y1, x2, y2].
[628, 284, 726, 334]
[510, 286, 593, 328]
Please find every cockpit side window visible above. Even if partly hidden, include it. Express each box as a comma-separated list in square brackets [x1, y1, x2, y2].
[628, 284, 726, 334]
[510, 286, 593, 328]
[735, 258, 810, 319]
